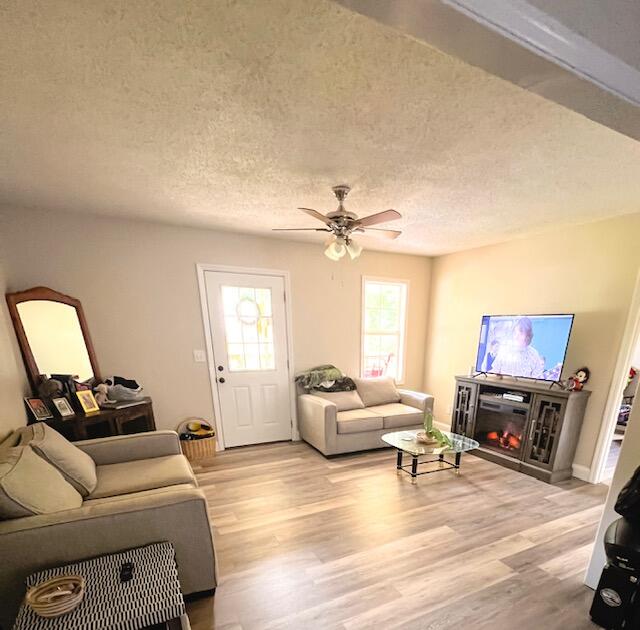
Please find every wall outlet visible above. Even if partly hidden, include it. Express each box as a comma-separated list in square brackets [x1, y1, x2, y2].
[193, 349, 207, 363]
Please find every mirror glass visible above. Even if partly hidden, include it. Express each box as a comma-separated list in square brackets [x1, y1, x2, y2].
[16, 301, 94, 381]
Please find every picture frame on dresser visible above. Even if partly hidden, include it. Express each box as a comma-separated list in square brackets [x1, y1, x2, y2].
[24, 397, 53, 421]
[51, 397, 75, 417]
[76, 390, 99, 414]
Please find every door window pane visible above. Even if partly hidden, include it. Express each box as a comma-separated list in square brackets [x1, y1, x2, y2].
[224, 317, 243, 343]
[221, 286, 276, 371]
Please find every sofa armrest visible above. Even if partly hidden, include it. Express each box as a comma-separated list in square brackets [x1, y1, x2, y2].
[0, 486, 217, 628]
[398, 389, 434, 414]
[297, 394, 338, 455]
[75, 430, 182, 465]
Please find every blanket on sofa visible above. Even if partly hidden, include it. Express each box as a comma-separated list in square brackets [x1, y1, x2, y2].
[295, 365, 356, 392]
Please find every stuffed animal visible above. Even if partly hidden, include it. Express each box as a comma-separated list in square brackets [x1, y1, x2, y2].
[93, 383, 114, 407]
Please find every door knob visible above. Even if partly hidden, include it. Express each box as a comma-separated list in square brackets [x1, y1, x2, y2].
[218, 377, 226, 384]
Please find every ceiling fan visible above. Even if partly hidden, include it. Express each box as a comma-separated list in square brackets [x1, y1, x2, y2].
[273, 185, 402, 261]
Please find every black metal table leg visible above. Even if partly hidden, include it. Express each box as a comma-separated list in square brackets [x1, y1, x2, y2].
[396, 449, 403, 474]
[455, 451, 461, 475]
[411, 455, 418, 484]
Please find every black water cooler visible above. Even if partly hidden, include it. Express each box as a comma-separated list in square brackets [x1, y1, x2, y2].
[591, 518, 640, 628]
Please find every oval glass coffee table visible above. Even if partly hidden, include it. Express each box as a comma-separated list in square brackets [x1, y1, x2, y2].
[382, 430, 479, 483]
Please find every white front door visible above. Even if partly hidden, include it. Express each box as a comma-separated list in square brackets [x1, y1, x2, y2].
[204, 270, 292, 447]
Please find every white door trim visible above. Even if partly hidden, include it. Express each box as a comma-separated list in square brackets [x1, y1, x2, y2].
[589, 268, 640, 483]
[196, 263, 297, 451]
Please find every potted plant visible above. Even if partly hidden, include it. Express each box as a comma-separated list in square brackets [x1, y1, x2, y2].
[419, 410, 452, 448]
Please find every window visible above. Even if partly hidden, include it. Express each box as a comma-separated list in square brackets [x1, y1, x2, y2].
[221, 285, 275, 371]
[361, 278, 408, 382]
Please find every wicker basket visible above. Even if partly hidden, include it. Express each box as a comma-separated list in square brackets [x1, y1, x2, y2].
[180, 436, 216, 462]
[178, 418, 216, 462]
[26, 574, 85, 618]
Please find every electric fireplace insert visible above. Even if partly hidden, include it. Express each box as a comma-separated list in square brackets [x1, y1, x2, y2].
[473, 398, 528, 459]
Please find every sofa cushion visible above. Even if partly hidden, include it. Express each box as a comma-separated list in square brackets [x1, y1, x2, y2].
[368, 403, 424, 429]
[89, 454, 196, 499]
[311, 390, 364, 412]
[0, 431, 21, 451]
[0, 446, 82, 519]
[19, 424, 97, 497]
[354, 377, 401, 407]
[336, 409, 384, 434]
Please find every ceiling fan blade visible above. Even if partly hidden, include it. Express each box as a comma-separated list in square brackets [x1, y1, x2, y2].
[356, 209, 401, 227]
[298, 207, 333, 225]
[362, 228, 402, 240]
[272, 228, 329, 232]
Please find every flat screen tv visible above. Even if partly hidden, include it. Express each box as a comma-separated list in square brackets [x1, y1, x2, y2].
[475, 314, 574, 382]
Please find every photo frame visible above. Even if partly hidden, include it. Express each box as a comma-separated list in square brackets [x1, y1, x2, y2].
[24, 397, 53, 421]
[76, 390, 99, 414]
[52, 397, 75, 418]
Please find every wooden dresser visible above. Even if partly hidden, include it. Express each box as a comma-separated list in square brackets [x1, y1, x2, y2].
[37, 399, 156, 442]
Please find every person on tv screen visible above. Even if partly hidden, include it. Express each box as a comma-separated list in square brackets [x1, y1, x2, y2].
[483, 339, 499, 372]
[491, 317, 544, 378]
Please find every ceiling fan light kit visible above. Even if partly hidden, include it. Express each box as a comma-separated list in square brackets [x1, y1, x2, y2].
[324, 237, 346, 261]
[345, 238, 362, 260]
[323, 235, 363, 261]
[273, 185, 402, 262]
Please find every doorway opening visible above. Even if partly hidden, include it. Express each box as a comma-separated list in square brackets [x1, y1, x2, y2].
[590, 269, 640, 484]
[603, 361, 639, 484]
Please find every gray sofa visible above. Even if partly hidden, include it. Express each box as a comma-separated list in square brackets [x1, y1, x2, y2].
[0, 429, 217, 628]
[298, 376, 434, 456]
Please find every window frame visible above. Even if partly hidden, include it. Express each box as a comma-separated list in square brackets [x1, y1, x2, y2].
[360, 276, 409, 384]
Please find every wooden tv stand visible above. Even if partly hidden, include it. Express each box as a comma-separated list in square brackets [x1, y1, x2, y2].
[451, 375, 590, 483]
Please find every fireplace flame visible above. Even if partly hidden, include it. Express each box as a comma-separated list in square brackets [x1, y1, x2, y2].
[486, 430, 521, 451]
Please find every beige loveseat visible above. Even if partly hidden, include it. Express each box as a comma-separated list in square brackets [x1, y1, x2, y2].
[0, 428, 217, 628]
[298, 377, 434, 456]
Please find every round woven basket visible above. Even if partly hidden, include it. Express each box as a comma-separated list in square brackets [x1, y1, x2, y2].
[181, 436, 216, 462]
[26, 575, 85, 618]
[178, 419, 216, 462]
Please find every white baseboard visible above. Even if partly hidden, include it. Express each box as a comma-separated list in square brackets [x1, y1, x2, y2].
[434, 421, 450, 432]
[572, 463, 591, 482]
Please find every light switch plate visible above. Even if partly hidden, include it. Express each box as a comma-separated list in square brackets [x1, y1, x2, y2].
[193, 349, 207, 363]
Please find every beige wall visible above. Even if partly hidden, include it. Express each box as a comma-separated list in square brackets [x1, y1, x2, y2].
[0, 206, 431, 432]
[0, 261, 29, 440]
[3, 203, 640, 475]
[424, 213, 640, 472]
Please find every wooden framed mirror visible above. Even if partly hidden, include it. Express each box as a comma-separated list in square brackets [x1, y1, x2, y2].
[5, 287, 101, 393]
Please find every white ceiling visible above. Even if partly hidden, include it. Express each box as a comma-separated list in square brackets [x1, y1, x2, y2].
[1, 0, 640, 256]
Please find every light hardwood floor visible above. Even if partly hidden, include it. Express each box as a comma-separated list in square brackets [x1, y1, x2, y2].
[186, 441, 607, 630]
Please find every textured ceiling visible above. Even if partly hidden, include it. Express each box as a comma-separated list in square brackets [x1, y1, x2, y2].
[1, 0, 640, 256]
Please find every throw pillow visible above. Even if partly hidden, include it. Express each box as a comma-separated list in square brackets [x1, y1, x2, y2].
[0, 446, 82, 519]
[353, 377, 401, 407]
[311, 390, 365, 411]
[18, 424, 97, 497]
